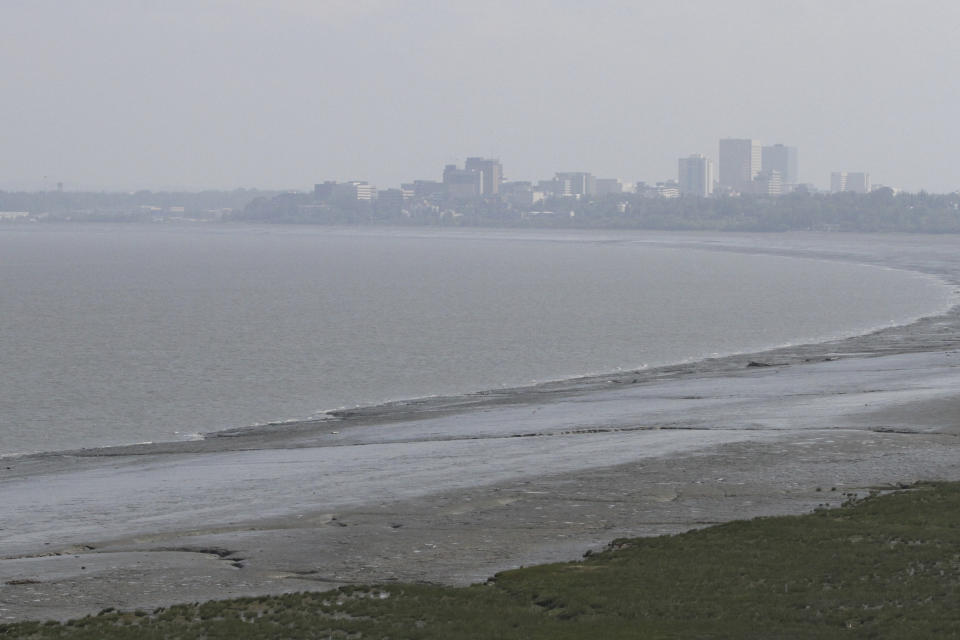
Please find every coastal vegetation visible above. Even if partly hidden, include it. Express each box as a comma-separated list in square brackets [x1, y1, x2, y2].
[4, 481, 960, 638]
[235, 189, 960, 233]
[5, 188, 960, 233]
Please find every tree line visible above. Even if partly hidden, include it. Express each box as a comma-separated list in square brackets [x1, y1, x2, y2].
[233, 188, 960, 233]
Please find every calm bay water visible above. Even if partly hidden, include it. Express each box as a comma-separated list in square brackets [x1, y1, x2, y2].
[0, 225, 953, 456]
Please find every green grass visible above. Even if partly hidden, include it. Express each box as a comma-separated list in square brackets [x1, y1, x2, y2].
[5, 482, 960, 638]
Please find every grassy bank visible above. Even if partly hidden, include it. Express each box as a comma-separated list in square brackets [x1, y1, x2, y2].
[4, 482, 960, 638]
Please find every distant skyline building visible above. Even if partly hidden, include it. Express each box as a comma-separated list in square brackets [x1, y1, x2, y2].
[501, 181, 545, 207]
[594, 178, 623, 196]
[314, 180, 377, 201]
[718, 138, 761, 192]
[654, 180, 680, 199]
[761, 144, 799, 187]
[554, 172, 596, 197]
[314, 181, 336, 200]
[752, 170, 783, 196]
[464, 157, 503, 196]
[677, 154, 714, 197]
[402, 180, 445, 199]
[443, 163, 483, 198]
[336, 181, 376, 201]
[831, 171, 871, 193]
[376, 187, 411, 213]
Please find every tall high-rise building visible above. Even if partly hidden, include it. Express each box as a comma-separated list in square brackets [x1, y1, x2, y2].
[464, 157, 503, 196]
[762, 144, 799, 187]
[831, 172, 871, 194]
[678, 154, 714, 197]
[718, 138, 761, 192]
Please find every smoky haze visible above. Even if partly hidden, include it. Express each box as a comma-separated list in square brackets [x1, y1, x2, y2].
[1, 0, 957, 193]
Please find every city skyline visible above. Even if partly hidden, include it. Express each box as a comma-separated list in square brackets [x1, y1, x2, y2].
[1, 2, 958, 193]
[312, 139, 858, 200]
[0, 136, 891, 198]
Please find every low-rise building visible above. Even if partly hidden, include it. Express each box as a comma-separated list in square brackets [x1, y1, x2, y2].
[443, 164, 483, 199]
[554, 172, 596, 197]
[594, 178, 623, 196]
[831, 172, 871, 194]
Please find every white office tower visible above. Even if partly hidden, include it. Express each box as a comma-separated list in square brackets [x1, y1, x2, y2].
[678, 154, 714, 197]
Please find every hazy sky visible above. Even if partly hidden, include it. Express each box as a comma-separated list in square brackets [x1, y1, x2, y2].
[2, 1, 958, 192]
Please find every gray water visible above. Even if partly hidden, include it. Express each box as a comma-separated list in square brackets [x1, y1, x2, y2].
[0, 225, 953, 456]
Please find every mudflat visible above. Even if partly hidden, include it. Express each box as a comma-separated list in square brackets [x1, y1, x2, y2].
[3, 231, 960, 623]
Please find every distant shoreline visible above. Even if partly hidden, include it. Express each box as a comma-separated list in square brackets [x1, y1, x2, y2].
[5, 189, 960, 233]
